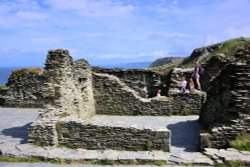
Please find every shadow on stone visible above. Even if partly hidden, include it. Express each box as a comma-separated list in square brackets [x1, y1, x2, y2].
[1, 123, 32, 144]
[167, 119, 202, 152]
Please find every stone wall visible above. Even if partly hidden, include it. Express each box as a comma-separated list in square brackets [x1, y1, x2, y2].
[93, 72, 205, 116]
[29, 50, 96, 146]
[199, 46, 250, 149]
[42, 50, 95, 118]
[57, 119, 170, 151]
[93, 67, 165, 98]
[93, 72, 173, 116]
[169, 89, 207, 115]
[0, 68, 45, 108]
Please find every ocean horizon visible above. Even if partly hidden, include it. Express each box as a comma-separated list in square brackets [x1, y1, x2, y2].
[0, 67, 26, 85]
[0, 62, 150, 85]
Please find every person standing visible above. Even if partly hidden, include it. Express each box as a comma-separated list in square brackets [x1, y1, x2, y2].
[192, 60, 201, 90]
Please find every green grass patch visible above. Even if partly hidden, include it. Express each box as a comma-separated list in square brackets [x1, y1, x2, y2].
[224, 160, 250, 167]
[0, 85, 7, 89]
[0, 156, 169, 166]
[230, 133, 250, 151]
[0, 157, 41, 163]
[149, 60, 183, 75]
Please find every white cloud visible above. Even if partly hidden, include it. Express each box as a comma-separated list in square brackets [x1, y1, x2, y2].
[203, 35, 220, 46]
[0, 0, 48, 27]
[225, 26, 250, 38]
[98, 50, 173, 62]
[45, 0, 134, 18]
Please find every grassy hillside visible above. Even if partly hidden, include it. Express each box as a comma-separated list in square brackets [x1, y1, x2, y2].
[179, 37, 250, 68]
[149, 37, 250, 75]
[148, 59, 183, 75]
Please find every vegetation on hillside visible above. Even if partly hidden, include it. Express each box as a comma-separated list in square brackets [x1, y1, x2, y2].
[179, 37, 250, 68]
[148, 59, 183, 75]
[148, 37, 250, 75]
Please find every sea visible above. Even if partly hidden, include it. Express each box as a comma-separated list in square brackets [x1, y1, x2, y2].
[0, 67, 23, 85]
[0, 62, 151, 85]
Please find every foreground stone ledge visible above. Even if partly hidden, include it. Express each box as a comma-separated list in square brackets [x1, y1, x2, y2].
[0, 143, 214, 166]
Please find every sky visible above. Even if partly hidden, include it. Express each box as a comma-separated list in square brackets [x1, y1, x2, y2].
[0, 0, 249, 67]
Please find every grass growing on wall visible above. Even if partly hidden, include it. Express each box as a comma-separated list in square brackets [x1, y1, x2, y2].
[230, 133, 250, 151]
[12, 68, 44, 77]
[0, 85, 7, 89]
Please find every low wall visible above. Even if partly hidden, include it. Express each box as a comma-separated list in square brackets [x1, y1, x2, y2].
[57, 119, 170, 151]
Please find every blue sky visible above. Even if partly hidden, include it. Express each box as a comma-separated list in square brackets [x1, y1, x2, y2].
[0, 0, 249, 67]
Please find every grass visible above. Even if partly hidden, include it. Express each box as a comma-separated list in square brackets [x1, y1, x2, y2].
[12, 68, 44, 77]
[215, 160, 250, 167]
[0, 85, 7, 89]
[55, 121, 62, 132]
[149, 60, 183, 75]
[0, 156, 169, 166]
[145, 139, 153, 151]
[230, 133, 250, 151]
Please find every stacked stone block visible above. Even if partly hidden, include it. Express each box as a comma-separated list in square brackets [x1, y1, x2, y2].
[57, 119, 170, 151]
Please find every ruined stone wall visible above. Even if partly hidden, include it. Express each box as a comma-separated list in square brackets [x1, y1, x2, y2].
[93, 72, 205, 115]
[199, 46, 250, 149]
[42, 50, 95, 118]
[169, 89, 206, 115]
[57, 119, 170, 151]
[0, 68, 45, 108]
[200, 54, 230, 92]
[93, 72, 173, 116]
[29, 50, 96, 146]
[93, 68, 164, 98]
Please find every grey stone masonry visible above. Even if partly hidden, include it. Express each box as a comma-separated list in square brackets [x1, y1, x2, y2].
[57, 116, 170, 151]
[0, 68, 45, 108]
[93, 71, 205, 116]
[200, 45, 250, 149]
[93, 72, 173, 116]
[93, 67, 164, 98]
[169, 89, 206, 115]
[42, 49, 95, 118]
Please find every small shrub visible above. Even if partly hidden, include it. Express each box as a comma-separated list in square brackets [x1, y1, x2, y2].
[55, 122, 62, 132]
[146, 139, 153, 151]
[230, 133, 250, 151]
[154, 160, 166, 166]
